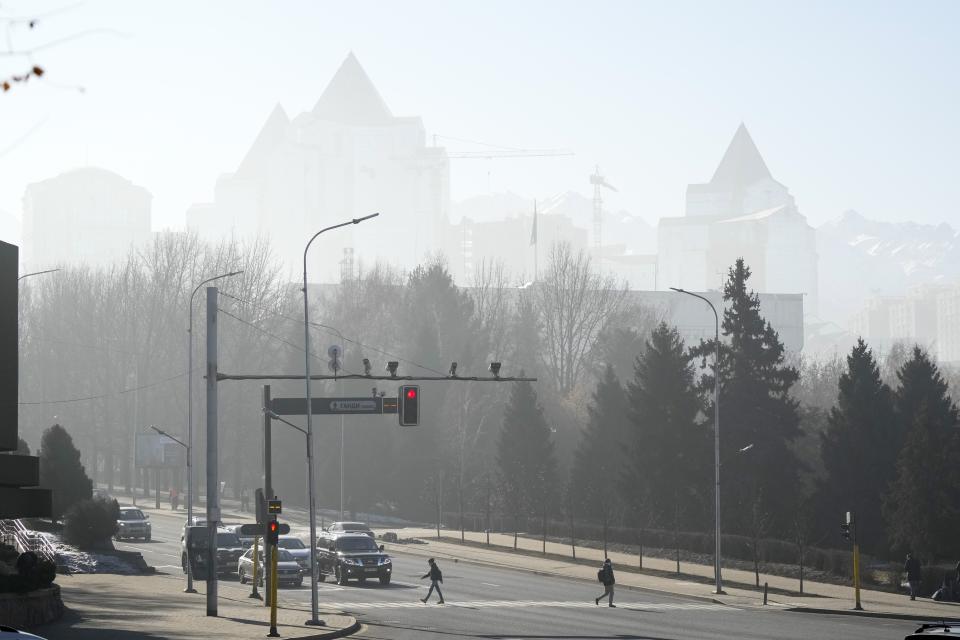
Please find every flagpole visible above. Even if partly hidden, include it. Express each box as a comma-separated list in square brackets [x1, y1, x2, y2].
[533, 199, 538, 283]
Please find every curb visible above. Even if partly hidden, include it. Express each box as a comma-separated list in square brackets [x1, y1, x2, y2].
[395, 538, 727, 606]
[303, 618, 361, 640]
[785, 606, 960, 623]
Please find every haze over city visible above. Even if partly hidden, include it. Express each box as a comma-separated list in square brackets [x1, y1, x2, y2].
[2, 3, 960, 640]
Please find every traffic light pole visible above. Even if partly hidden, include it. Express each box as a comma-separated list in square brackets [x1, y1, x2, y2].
[852, 512, 863, 610]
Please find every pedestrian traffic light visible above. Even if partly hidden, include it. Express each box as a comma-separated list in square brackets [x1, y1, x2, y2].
[399, 385, 419, 426]
[840, 522, 851, 540]
[267, 520, 279, 545]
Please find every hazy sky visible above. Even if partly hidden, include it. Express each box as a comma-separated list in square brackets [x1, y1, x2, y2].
[2, 0, 957, 239]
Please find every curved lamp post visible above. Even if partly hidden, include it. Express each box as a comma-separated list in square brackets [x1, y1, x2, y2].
[302, 213, 378, 625]
[669, 286, 724, 594]
[186, 270, 242, 593]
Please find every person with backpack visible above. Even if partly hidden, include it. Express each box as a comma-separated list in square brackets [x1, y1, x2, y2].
[904, 552, 922, 601]
[595, 558, 616, 607]
[420, 558, 444, 604]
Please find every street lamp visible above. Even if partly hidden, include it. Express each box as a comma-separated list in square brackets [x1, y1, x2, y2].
[186, 270, 242, 593]
[669, 286, 724, 594]
[302, 212, 379, 626]
[18, 268, 61, 282]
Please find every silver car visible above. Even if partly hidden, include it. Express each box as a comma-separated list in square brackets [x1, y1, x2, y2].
[277, 535, 311, 572]
[115, 507, 151, 541]
[237, 547, 303, 587]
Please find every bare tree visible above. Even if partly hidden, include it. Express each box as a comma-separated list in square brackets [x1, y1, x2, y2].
[534, 243, 626, 396]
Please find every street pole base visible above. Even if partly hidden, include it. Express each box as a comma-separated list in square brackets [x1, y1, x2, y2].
[183, 588, 198, 594]
[249, 591, 262, 600]
[305, 618, 326, 627]
[853, 604, 864, 611]
[268, 627, 280, 637]
[713, 590, 727, 595]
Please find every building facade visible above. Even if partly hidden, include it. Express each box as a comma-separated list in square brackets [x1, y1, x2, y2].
[187, 53, 450, 282]
[657, 124, 818, 314]
[22, 167, 152, 271]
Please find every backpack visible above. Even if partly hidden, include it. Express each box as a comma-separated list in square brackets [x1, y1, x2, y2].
[597, 568, 605, 583]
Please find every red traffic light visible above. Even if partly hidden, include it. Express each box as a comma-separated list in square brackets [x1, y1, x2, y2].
[269, 521, 278, 532]
[406, 388, 417, 399]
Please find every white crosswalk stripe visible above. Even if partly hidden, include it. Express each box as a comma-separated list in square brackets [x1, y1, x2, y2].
[321, 600, 735, 612]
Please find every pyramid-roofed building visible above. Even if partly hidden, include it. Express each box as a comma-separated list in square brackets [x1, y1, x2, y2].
[657, 124, 817, 318]
[187, 53, 449, 282]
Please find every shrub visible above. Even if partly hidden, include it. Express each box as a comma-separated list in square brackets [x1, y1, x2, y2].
[0, 553, 56, 593]
[63, 496, 119, 549]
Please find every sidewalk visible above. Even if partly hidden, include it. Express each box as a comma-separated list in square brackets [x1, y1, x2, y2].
[34, 572, 358, 640]
[383, 526, 960, 622]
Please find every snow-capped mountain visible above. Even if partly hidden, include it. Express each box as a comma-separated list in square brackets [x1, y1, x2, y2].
[816, 209, 960, 321]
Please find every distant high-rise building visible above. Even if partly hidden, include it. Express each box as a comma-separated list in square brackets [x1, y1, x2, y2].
[657, 124, 818, 313]
[22, 167, 152, 271]
[187, 53, 449, 281]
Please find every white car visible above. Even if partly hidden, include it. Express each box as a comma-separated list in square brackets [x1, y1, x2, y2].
[907, 623, 959, 638]
[0, 627, 48, 639]
[115, 507, 151, 541]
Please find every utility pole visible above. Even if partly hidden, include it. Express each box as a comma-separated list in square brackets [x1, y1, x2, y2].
[205, 286, 219, 617]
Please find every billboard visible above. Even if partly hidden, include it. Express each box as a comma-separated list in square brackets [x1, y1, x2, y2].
[135, 433, 186, 468]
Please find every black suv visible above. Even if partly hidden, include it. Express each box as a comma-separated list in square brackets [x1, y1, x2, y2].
[318, 533, 392, 585]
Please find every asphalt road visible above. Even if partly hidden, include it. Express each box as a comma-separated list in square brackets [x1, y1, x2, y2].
[116, 505, 920, 640]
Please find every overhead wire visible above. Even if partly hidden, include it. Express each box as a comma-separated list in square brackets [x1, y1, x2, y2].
[218, 289, 448, 377]
[216, 305, 357, 376]
[18, 369, 193, 405]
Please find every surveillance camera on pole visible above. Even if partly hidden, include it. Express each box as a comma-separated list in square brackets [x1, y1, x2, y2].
[386, 361, 399, 377]
[448, 362, 458, 378]
[488, 362, 501, 378]
[363, 358, 372, 376]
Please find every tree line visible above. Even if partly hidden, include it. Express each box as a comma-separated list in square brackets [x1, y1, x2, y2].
[17, 234, 960, 565]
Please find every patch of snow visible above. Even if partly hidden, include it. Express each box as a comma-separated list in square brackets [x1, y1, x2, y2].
[38, 531, 141, 575]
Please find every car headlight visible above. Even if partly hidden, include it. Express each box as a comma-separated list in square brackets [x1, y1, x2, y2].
[344, 558, 361, 566]
[377, 557, 391, 566]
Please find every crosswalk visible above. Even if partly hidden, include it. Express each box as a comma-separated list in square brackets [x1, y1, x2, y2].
[320, 600, 736, 612]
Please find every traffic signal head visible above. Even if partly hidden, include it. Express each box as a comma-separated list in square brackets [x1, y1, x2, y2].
[840, 523, 851, 540]
[267, 520, 280, 545]
[399, 385, 419, 426]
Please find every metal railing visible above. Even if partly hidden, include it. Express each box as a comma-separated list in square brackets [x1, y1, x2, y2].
[0, 519, 58, 565]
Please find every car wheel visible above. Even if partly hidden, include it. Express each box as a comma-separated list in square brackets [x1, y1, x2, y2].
[145, 534, 151, 542]
[295, 579, 303, 587]
[239, 568, 246, 584]
[379, 575, 391, 586]
[335, 566, 347, 585]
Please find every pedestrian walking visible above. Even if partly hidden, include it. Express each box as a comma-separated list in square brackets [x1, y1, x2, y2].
[240, 487, 249, 512]
[904, 552, 922, 601]
[170, 487, 179, 511]
[595, 558, 616, 607]
[420, 558, 444, 604]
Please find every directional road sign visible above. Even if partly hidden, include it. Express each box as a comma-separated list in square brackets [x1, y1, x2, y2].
[270, 396, 398, 416]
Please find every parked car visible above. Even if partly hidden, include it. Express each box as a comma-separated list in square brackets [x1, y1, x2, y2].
[318, 533, 392, 585]
[277, 535, 311, 572]
[237, 548, 303, 587]
[115, 507, 151, 541]
[907, 623, 959, 638]
[222, 523, 255, 548]
[0, 627, 48, 639]
[180, 528, 246, 576]
[323, 521, 374, 538]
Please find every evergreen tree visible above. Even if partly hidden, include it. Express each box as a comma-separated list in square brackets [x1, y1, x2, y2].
[570, 364, 628, 552]
[816, 339, 897, 554]
[622, 322, 708, 531]
[883, 348, 960, 560]
[496, 378, 556, 543]
[691, 259, 802, 535]
[39, 424, 93, 520]
[2, 438, 30, 455]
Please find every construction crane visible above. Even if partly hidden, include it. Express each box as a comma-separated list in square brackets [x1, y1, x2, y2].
[433, 134, 574, 160]
[590, 166, 617, 257]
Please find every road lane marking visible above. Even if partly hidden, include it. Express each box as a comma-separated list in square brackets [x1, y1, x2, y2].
[323, 600, 736, 611]
[481, 582, 500, 587]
